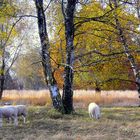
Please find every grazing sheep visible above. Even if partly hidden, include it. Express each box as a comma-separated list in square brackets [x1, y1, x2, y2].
[0, 105, 27, 127]
[15, 105, 27, 123]
[0, 106, 18, 127]
[88, 103, 101, 119]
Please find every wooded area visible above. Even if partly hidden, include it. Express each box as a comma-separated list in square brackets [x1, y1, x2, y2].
[0, 0, 140, 113]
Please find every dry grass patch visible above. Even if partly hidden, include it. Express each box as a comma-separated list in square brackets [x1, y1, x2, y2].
[1, 90, 139, 107]
[74, 90, 139, 108]
[2, 90, 51, 106]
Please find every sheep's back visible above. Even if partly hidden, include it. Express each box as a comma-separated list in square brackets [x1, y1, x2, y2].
[0, 106, 18, 118]
[88, 103, 98, 112]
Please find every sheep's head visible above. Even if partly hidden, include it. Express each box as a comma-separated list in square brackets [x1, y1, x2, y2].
[95, 108, 101, 119]
[96, 114, 101, 119]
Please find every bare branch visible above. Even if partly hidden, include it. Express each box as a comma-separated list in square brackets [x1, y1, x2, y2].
[44, 0, 53, 12]
[16, 14, 38, 18]
[74, 48, 140, 61]
[2, 17, 22, 49]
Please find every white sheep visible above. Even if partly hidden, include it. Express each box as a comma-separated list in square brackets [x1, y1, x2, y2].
[0, 106, 18, 127]
[0, 105, 27, 127]
[88, 102, 101, 119]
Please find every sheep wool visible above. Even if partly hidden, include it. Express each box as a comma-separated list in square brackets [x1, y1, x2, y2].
[0, 105, 27, 127]
[88, 103, 101, 119]
[0, 106, 18, 127]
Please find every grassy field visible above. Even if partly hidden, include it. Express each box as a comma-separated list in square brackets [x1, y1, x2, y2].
[0, 106, 140, 140]
[0, 90, 140, 139]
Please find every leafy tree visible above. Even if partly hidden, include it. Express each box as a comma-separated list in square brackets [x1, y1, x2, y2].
[50, 0, 139, 91]
[73, 0, 139, 90]
[109, 0, 140, 99]
[34, 0, 63, 112]
[0, 0, 19, 99]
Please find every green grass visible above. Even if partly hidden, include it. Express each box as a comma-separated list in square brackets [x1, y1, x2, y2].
[0, 106, 140, 140]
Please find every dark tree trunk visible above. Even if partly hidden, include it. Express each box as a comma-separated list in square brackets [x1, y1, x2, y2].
[0, 24, 5, 100]
[35, 0, 63, 111]
[112, 0, 140, 99]
[0, 56, 5, 99]
[62, 0, 76, 114]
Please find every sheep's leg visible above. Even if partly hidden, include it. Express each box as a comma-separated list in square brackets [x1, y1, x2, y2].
[92, 110, 95, 118]
[89, 112, 91, 118]
[22, 115, 26, 123]
[8, 117, 12, 124]
[94, 112, 98, 119]
[0, 118, 3, 127]
[89, 112, 93, 118]
[14, 117, 18, 126]
[91, 113, 94, 118]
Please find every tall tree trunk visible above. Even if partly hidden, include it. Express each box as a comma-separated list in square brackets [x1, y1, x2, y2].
[112, 0, 140, 99]
[62, 0, 76, 114]
[35, 0, 63, 111]
[0, 51, 5, 99]
[0, 25, 5, 100]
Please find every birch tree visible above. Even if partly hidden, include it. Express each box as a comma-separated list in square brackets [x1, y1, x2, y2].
[0, 0, 20, 99]
[110, 0, 140, 99]
[34, 0, 77, 113]
[34, 0, 63, 112]
[61, 0, 77, 113]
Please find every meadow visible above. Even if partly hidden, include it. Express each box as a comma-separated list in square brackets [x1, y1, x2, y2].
[0, 90, 140, 140]
[0, 106, 140, 140]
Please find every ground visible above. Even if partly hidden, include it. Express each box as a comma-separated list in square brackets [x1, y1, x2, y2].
[0, 106, 140, 140]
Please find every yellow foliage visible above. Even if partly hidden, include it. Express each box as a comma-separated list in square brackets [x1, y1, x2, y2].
[47, 1, 139, 89]
[0, 1, 18, 45]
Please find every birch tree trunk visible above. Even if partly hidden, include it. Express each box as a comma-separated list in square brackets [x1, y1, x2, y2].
[112, 0, 140, 99]
[62, 0, 76, 114]
[35, 0, 63, 111]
